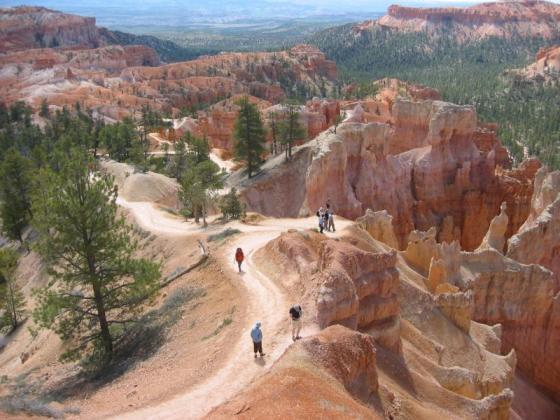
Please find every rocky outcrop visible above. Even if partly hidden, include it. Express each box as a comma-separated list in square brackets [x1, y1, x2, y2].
[316, 240, 401, 352]
[1, 37, 336, 123]
[100, 160, 179, 208]
[356, 209, 399, 249]
[434, 291, 473, 333]
[463, 249, 560, 403]
[239, 97, 537, 251]
[0, 6, 102, 52]
[256, 229, 401, 352]
[208, 326, 380, 419]
[476, 202, 508, 254]
[506, 45, 560, 86]
[507, 168, 560, 290]
[367, 1, 560, 41]
[0, 45, 159, 74]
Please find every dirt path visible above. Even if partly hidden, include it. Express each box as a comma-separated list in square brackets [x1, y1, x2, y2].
[116, 197, 351, 419]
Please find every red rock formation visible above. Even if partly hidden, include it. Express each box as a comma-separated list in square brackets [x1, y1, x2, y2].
[0, 40, 336, 123]
[357, 1, 560, 42]
[208, 326, 380, 419]
[0, 45, 159, 74]
[508, 168, 560, 291]
[240, 94, 536, 251]
[506, 45, 560, 86]
[316, 240, 401, 352]
[0, 6, 102, 52]
[464, 249, 560, 403]
[255, 229, 401, 352]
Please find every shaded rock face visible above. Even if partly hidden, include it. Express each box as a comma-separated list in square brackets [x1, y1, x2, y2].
[241, 97, 535, 251]
[390, 211, 560, 403]
[361, 1, 560, 41]
[316, 240, 401, 352]
[476, 202, 508, 254]
[208, 326, 380, 419]
[301, 325, 378, 399]
[464, 250, 560, 403]
[256, 230, 401, 352]
[0, 6, 102, 52]
[508, 168, 560, 291]
[356, 209, 399, 249]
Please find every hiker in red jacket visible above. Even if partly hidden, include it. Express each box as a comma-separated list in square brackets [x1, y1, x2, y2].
[234, 247, 244, 273]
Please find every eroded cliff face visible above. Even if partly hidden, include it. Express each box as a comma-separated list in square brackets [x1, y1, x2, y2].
[0, 39, 336, 122]
[398, 205, 560, 404]
[356, 1, 560, 42]
[240, 96, 536, 251]
[508, 168, 560, 291]
[253, 219, 518, 418]
[172, 96, 340, 152]
[0, 6, 102, 52]
[506, 45, 560, 86]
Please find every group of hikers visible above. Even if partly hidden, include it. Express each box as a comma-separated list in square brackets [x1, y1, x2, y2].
[234, 248, 303, 357]
[250, 304, 303, 358]
[231, 205, 331, 357]
[316, 201, 335, 234]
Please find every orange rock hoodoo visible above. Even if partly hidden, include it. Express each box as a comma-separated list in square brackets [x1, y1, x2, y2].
[240, 96, 537, 251]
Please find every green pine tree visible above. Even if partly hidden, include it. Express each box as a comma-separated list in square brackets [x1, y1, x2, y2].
[180, 160, 224, 227]
[185, 132, 210, 164]
[233, 97, 266, 178]
[0, 248, 26, 333]
[268, 111, 280, 155]
[31, 148, 161, 360]
[219, 188, 245, 220]
[0, 148, 34, 243]
[170, 137, 189, 180]
[279, 103, 306, 160]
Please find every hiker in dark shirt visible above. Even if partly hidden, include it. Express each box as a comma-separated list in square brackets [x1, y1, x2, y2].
[289, 305, 303, 341]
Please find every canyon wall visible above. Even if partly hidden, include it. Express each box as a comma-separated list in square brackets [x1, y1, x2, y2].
[366, 1, 560, 41]
[0, 6, 102, 52]
[239, 97, 536, 251]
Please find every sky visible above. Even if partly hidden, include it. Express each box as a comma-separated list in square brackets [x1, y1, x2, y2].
[2, 0, 560, 27]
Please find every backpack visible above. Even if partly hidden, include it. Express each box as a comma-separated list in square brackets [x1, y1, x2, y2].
[316, 210, 320, 217]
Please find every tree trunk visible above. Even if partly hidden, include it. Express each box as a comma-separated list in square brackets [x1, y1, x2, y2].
[92, 281, 113, 355]
[88, 253, 113, 356]
[8, 281, 17, 329]
[202, 202, 207, 227]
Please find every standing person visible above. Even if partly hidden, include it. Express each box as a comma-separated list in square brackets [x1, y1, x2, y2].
[317, 207, 325, 234]
[323, 210, 330, 232]
[251, 322, 265, 358]
[326, 204, 335, 232]
[234, 247, 244, 273]
[289, 304, 303, 341]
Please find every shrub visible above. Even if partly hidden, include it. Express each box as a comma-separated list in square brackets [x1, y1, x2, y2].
[219, 188, 246, 220]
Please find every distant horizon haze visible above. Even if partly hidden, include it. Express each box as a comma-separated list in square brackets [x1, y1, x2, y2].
[2, 0, 560, 28]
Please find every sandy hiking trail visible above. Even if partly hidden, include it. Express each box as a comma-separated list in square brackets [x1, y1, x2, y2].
[115, 197, 351, 419]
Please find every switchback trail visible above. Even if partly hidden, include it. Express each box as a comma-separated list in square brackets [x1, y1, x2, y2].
[115, 198, 351, 419]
